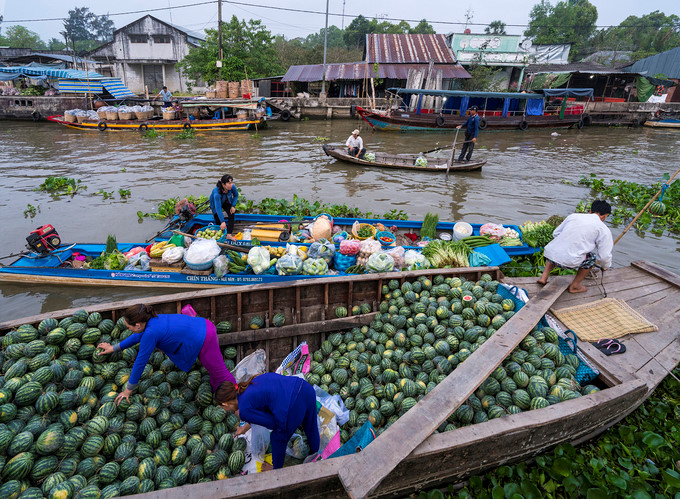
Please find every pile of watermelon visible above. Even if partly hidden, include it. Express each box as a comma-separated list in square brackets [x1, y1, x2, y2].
[0, 310, 246, 499]
[306, 275, 600, 443]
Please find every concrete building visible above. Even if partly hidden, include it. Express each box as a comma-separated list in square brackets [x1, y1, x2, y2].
[87, 15, 204, 94]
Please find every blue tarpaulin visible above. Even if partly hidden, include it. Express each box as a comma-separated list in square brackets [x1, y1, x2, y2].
[526, 99, 544, 116]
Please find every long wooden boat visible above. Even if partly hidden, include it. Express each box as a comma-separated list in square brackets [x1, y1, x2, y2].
[643, 118, 680, 129]
[0, 262, 677, 498]
[357, 88, 593, 132]
[46, 114, 264, 132]
[322, 144, 486, 172]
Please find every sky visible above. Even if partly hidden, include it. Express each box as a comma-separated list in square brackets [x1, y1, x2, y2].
[1, 0, 679, 42]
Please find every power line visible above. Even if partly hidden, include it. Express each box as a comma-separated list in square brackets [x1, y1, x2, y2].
[2, 0, 673, 31]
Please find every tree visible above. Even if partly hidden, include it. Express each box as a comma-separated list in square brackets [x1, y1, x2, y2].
[0, 25, 46, 49]
[524, 0, 598, 60]
[60, 7, 115, 52]
[48, 38, 67, 51]
[485, 20, 507, 35]
[461, 53, 502, 91]
[343, 15, 373, 49]
[409, 19, 436, 34]
[177, 16, 283, 85]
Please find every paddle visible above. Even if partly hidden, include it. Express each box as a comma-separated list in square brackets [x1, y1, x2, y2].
[419, 145, 443, 155]
[145, 200, 211, 243]
[172, 230, 251, 253]
[446, 128, 461, 175]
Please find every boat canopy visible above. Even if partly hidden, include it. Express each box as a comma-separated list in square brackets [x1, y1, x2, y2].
[540, 88, 594, 99]
[0, 65, 137, 98]
[388, 88, 544, 100]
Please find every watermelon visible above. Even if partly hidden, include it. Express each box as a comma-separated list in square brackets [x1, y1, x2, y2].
[271, 313, 286, 327]
[2, 451, 34, 480]
[649, 200, 666, 216]
[216, 321, 232, 334]
[335, 306, 348, 318]
[14, 382, 42, 407]
[248, 316, 264, 330]
[36, 428, 65, 455]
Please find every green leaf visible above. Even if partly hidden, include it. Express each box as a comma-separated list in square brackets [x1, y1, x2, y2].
[641, 431, 667, 450]
[618, 457, 633, 470]
[630, 489, 652, 499]
[662, 469, 680, 488]
[469, 476, 483, 489]
[491, 486, 504, 499]
[586, 488, 609, 499]
[503, 483, 521, 498]
[520, 479, 542, 499]
[552, 457, 572, 477]
[609, 473, 628, 489]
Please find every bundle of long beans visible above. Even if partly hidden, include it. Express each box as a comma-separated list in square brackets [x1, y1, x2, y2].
[421, 240, 472, 268]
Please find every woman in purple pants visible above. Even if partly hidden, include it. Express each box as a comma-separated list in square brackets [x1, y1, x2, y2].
[98, 304, 235, 405]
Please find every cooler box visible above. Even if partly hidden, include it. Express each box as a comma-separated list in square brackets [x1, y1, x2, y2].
[473, 243, 511, 267]
[250, 223, 288, 242]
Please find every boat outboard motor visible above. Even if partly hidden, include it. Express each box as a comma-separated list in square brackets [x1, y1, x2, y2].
[26, 224, 61, 254]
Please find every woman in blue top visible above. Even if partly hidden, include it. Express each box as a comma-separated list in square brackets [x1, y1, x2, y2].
[209, 174, 239, 241]
[97, 304, 236, 405]
[215, 373, 320, 470]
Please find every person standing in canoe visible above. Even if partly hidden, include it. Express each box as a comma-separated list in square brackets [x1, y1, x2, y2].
[210, 174, 239, 241]
[346, 129, 366, 159]
[215, 373, 320, 470]
[97, 304, 236, 404]
[537, 200, 613, 293]
[456, 106, 480, 162]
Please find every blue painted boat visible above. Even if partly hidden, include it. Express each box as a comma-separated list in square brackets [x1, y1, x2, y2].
[643, 118, 680, 129]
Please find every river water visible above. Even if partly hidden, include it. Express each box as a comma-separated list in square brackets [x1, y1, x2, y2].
[0, 120, 677, 322]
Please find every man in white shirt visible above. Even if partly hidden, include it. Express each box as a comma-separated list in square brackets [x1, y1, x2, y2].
[537, 200, 613, 293]
[346, 129, 366, 159]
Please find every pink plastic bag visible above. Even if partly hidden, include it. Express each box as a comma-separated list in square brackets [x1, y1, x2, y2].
[276, 342, 311, 376]
[181, 304, 197, 317]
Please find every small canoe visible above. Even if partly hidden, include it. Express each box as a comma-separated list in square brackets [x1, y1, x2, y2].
[0, 262, 677, 498]
[643, 118, 680, 129]
[322, 144, 486, 172]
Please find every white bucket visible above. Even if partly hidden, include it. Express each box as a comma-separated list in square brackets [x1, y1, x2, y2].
[453, 222, 473, 240]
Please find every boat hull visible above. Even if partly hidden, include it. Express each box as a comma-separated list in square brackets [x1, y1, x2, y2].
[357, 106, 583, 131]
[322, 144, 485, 172]
[47, 115, 264, 131]
[643, 119, 680, 128]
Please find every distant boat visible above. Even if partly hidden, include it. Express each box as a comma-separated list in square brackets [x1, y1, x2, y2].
[643, 118, 680, 129]
[322, 144, 486, 172]
[356, 88, 594, 132]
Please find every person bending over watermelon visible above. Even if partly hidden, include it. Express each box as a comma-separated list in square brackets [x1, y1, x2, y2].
[215, 373, 320, 470]
[97, 304, 236, 404]
[537, 200, 613, 293]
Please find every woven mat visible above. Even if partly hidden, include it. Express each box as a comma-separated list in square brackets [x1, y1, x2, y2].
[551, 297, 658, 341]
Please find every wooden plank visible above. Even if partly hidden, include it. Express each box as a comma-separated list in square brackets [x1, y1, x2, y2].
[632, 260, 680, 288]
[652, 337, 680, 373]
[337, 276, 571, 499]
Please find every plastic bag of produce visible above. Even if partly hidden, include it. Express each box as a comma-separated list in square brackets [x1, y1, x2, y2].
[415, 155, 428, 167]
[233, 348, 267, 383]
[404, 249, 431, 270]
[364, 152, 375, 162]
[185, 238, 220, 264]
[213, 255, 228, 277]
[286, 432, 310, 459]
[276, 253, 303, 275]
[366, 252, 394, 273]
[124, 252, 150, 271]
[383, 245, 405, 269]
[302, 257, 328, 275]
[308, 238, 335, 263]
[105, 251, 127, 270]
[247, 246, 271, 274]
[339, 239, 361, 256]
[480, 223, 505, 241]
[162, 246, 185, 264]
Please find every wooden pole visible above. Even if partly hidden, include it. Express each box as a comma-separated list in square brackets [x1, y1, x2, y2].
[613, 166, 680, 246]
[447, 128, 460, 175]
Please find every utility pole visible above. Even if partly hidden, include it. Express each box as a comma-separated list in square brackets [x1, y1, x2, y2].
[464, 9, 473, 31]
[321, 0, 329, 97]
[218, 0, 223, 61]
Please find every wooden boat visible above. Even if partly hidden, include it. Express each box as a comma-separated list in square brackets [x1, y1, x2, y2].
[322, 144, 486, 172]
[643, 118, 680, 129]
[46, 114, 264, 132]
[0, 261, 677, 498]
[357, 88, 594, 132]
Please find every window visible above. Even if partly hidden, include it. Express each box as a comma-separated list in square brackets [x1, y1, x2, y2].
[129, 34, 148, 43]
[153, 35, 172, 44]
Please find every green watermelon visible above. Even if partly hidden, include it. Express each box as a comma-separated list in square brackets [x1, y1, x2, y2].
[216, 321, 232, 334]
[335, 306, 348, 318]
[649, 200, 666, 216]
[271, 313, 286, 327]
[249, 316, 264, 330]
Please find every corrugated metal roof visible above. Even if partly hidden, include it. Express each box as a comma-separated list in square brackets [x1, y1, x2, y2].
[526, 62, 635, 75]
[282, 62, 469, 82]
[365, 34, 457, 64]
[622, 46, 680, 80]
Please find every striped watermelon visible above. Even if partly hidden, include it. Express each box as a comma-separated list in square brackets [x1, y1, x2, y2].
[36, 428, 65, 455]
[38, 318, 59, 335]
[2, 451, 34, 480]
[14, 382, 42, 407]
[227, 450, 245, 474]
[35, 392, 59, 415]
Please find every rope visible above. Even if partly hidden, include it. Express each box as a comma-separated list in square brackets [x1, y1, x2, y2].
[659, 182, 668, 203]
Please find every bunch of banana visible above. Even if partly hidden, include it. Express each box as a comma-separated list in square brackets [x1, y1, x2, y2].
[150, 241, 176, 259]
[265, 245, 287, 258]
[226, 250, 248, 273]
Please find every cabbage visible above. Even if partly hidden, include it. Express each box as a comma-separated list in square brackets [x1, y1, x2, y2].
[247, 246, 271, 274]
[364, 152, 376, 162]
[276, 254, 303, 275]
[308, 238, 335, 263]
[104, 251, 127, 270]
[366, 252, 394, 273]
[415, 156, 428, 167]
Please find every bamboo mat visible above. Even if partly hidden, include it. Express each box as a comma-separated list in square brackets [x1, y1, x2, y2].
[551, 297, 658, 341]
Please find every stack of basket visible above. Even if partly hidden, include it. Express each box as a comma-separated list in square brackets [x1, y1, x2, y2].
[205, 90, 217, 98]
[118, 110, 134, 120]
[97, 108, 107, 120]
[106, 109, 119, 121]
[162, 108, 176, 120]
[228, 81, 240, 99]
[64, 111, 77, 123]
[216, 81, 228, 99]
[240, 79, 254, 99]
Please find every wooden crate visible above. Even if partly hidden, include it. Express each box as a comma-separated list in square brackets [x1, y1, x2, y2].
[149, 258, 185, 273]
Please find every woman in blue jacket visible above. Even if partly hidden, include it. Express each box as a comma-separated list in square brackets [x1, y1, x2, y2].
[98, 304, 236, 405]
[209, 174, 239, 241]
[215, 373, 320, 470]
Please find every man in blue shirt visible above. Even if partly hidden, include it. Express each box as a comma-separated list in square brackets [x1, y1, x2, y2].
[210, 174, 239, 241]
[456, 106, 480, 162]
[155, 86, 173, 104]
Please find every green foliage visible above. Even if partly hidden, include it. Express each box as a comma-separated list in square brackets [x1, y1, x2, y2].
[35, 176, 86, 196]
[524, 0, 598, 61]
[20, 85, 46, 96]
[23, 204, 40, 219]
[142, 129, 165, 139]
[485, 21, 507, 35]
[118, 189, 131, 199]
[0, 25, 46, 49]
[578, 173, 680, 235]
[460, 54, 503, 91]
[177, 16, 283, 85]
[140, 195, 209, 219]
[422, 367, 680, 498]
[173, 128, 196, 140]
[501, 251, 576, 278]
[97, 190, 114, 200]
[60, 7, 114, 47]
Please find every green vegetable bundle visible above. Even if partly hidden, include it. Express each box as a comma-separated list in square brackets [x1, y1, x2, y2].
[520, 220, 557, 248]
[420, 240, 471, 268]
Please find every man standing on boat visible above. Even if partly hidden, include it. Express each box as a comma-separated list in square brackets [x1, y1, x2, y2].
[456, 106, 480, 162]
[155, 86, 173, 104]
[537, 200, 613, 293]
[346, 129, 366, 159]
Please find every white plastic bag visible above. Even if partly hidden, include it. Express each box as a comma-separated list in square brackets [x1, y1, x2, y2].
[242, 424, 272, 474]
[286, 432, 309, 459]
[313, 385, 350, 426]
[366, 252, 394, 273]
[384, 246, 405, 269]
[404, 249, 431, 270]
[213, 255, 228, 277]
[124, 252, 150, 271]
[162, 246, 185, 264]
[185, 238, 220, 264]
[233, 349, 267, 383]
[247, 246, 271, 274]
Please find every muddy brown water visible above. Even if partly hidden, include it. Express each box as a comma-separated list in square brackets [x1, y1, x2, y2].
[0, 120, 678, 322]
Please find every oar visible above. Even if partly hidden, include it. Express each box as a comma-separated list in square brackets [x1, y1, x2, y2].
[420, 144, 443, 155]
[172, 230, 251, 253]
[446, 128, 461, 175]
[145, 200, 211, 243]
[613, 166, 680, 246]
